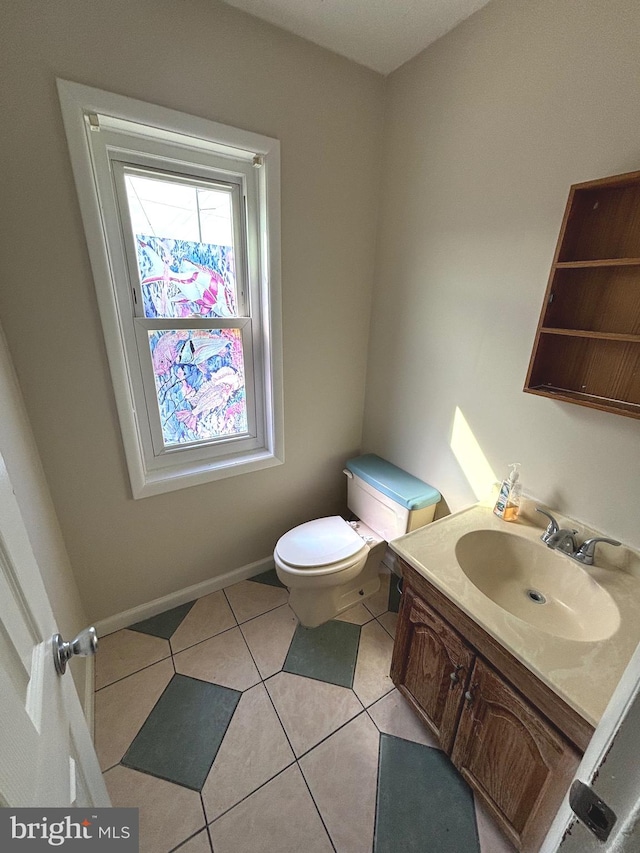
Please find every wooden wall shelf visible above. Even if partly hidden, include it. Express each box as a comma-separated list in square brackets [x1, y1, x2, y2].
[526, 385, 640, 417]
[556, 258, 640, 268]
[524, 170, 640, 419]
[540, 328, 640, 343]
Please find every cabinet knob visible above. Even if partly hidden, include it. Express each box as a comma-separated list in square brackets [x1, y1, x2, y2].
[465, 682, 478, 704]
[449, 665, 464, 686]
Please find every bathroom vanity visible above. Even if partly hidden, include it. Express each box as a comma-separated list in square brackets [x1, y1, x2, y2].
[389, 503, 640, 853]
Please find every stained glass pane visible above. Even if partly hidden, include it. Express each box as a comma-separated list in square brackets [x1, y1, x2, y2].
[124, 173, 237, 319]
[148, 329, 247, 447]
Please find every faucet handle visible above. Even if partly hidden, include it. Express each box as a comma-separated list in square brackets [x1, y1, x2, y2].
[573, 537, 621, 566]
[535, 507, 560, 543]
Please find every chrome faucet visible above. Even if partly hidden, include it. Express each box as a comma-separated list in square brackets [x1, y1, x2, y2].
[535, 508, 620, 564]
[536, 508, 562, 544]
[536, 508, 577, 552]
[573, 537, 621, 566]
[545, 526, 579, 555]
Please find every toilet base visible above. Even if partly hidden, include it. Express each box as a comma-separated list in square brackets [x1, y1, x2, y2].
[287, 547, 384, 628]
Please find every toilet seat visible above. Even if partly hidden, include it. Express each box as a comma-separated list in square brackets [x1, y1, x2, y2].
[274, 516, 368, 576]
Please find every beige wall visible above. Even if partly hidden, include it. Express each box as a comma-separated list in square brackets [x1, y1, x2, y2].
[364, 0, 640, 548]
[0, 0, 384, 621]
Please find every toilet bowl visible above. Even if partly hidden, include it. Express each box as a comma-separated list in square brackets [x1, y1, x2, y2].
[273, 454, 441, 628]
[274, 516, 383, 627]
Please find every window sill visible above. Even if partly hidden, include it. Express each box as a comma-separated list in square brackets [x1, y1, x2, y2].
[131, 446, 285, 498]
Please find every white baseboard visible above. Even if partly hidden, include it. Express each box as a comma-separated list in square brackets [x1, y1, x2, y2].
[93, 556, 275, 638]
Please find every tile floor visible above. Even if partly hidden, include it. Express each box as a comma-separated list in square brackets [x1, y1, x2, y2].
[95, 568, 515, 853]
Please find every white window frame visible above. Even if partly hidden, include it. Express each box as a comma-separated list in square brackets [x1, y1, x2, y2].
[57, 80, 284, 498]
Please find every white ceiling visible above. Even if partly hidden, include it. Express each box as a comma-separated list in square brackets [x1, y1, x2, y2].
[221, 0, 492, 75]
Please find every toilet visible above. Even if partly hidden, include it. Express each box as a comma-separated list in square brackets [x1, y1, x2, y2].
[274, 454, 441, 627]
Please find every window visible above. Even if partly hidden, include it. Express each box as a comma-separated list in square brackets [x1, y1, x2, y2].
[57, 81, 283, 497]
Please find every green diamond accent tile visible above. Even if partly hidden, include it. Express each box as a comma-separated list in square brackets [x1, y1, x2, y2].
[122, 674, 241, 791]
[129, 601, 197, 640]
[283, 620, 360, 688]
[375, 734, 480, 853]
[251, 568, 287, 588]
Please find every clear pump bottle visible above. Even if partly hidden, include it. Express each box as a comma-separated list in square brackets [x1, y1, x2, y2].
[493, 463, 522, 521]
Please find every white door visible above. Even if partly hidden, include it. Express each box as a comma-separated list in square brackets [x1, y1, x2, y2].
[0, 446, 109, 807]
[541, 641, 640, 852]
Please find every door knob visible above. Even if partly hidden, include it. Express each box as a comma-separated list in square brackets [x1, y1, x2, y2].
[52, 627, 98, 675]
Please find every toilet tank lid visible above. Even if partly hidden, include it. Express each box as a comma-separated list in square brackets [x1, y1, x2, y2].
[345, 454, 441, 511]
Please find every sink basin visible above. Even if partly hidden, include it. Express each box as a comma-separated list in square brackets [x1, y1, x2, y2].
[455, 529, 620, 642]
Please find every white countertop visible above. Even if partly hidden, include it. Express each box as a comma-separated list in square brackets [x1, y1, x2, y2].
[390, 502, 640, 726]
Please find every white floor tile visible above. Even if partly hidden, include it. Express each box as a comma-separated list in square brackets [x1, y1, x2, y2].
[208, 765, 333, 853]
[352, 619, 395, 707]
[377, 610, 398, 638]
[95, 629, 171, 690]
[170, 591, 236, 654]
[368, 688, 440, 749]
[174, 626, 260, 691]
[104, 765, 205, 853]
[225, 579, 289, 623]
[265, 671, 362, 756]
[300, 713, 379, 853]
[240, 603, 298, 679]
[95, 658, 174, 771]
[201, 683, 295, 822]
[335, 603, 375, 625]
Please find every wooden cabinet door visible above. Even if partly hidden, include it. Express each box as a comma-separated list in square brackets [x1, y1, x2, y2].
[451, 658, 580, 853]
[391, 586, 474, 753]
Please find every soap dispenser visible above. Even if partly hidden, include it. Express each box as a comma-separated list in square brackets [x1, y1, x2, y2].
[493, 463, 521, 521]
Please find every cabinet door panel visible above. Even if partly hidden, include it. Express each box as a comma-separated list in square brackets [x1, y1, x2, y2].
[391, 587, 474, 753]
[451, 658, 580, 852]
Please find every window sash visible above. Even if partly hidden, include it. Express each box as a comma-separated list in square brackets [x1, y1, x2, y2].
[110, 156, 261, 463]
[111, 160, 248, 320]
[133, 318, 262, 465]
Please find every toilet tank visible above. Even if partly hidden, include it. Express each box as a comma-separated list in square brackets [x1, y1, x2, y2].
[344, 454, 440, 541]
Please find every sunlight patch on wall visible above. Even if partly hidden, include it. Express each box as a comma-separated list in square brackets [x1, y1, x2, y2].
[450, 407, 497, 501]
